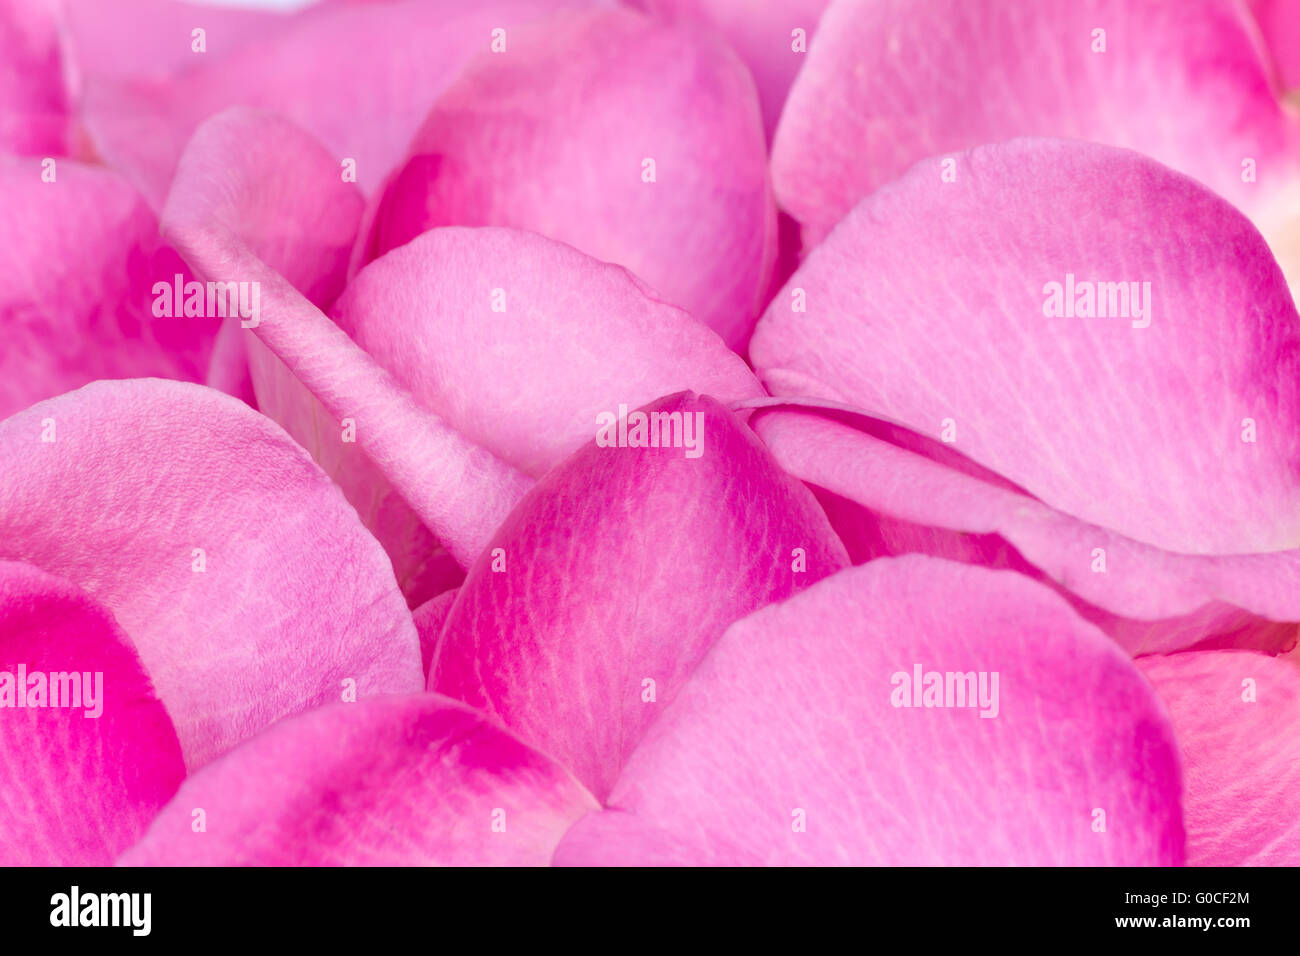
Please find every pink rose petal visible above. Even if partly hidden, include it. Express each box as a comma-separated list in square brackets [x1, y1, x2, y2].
[0, 0, 70, 155]
[0, 560, 184, 865]
[119, 694, 598, 866]
[0, 379, 422, 768]
[556, 556, 1185, 865]
[365, 6, 776, 349]
[431, 392, 849, 800]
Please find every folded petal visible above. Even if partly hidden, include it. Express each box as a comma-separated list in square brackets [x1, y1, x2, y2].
[431, 392, 848, 800]
[772, 0, 1300, 253]
[751, 139, 1300, 557]
[628, 0, 831, 140]
[1136, 649, 1300, 865]
[0, 379, 422, 768]
[556, 556, 1185, 865]
[1249, 0, 1300, 98]
[0, 560, 184, 865]
[0, 0, 71, 155]
[365, 7, 776, 349]
[336, 226, 764, 476]
[77, 0, 597, 207]
[754, 406, 1300, 655]
[162, 113, 533, 569]
[119, 694, 598, 865]
[0, 157, 222, 420]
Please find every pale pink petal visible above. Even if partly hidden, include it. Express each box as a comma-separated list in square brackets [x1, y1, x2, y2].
[336, 226, 764, 476]
[431, 392, 849, 800]
[162, 112, 533, 569]
[772, 0, 1300, 253]
[751, 139, 1300, 557]
[119, 695, 598, 866]
[556, 557, 1184, 865]
[628, 0, 831, 140]
[0, 379, 422, 768]
[78, 0, 600, 208]
[754, 406, 1300, 655]
[0, 157, 222, 419]
[1137, 649, 1300, 865]
[0, 0, 70, 154]
[365, 7, 776, 349]
[0, 560, 184, 865]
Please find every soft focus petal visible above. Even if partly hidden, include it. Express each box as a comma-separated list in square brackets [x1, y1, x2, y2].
[77, 0, 598, 207]
[0, 379, 422, 768]
[431, 392, 848, 800]
[119, 695, 598, 866]
[1137, 648, 1300, 865]
[366, 7, 776, 349]
[0, 157, 222, 419]
[556, 556, 1185, 865]
[0, 560, 185, 865]
[0, 0, 70, 154]
[751, 139, 1300, 556]
[627, 0, 831, 141]
[1249, 0, 1300, 99]
[754, 406, 1300, 655]
[773, 0, 1299, 253]
[336, 226, 764, 476]
[162, 112, 532, 569]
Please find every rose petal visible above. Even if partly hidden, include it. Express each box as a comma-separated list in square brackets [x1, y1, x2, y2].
[413, 588, 459, 680]
[751, 139, 1300, 556]
[0, 560, 185, 865]
[336, 226, 764, 476]
[365, 6, 776, 349]
[431, 392, 848, 800]
[0, 157, 222, 420]
[754, 406, 1300, 655]
[118, 694, 598, 866]
[556, 556, 1185, 865]
[772, 0, 1299, 252]
[1249, 0, 1300, 98]
[1137, 648, 1300, 865]
[0, 379, 422, 768]
[0, 0, 71, 155]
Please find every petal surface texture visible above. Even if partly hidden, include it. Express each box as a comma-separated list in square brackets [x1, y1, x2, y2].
[556, 557, 1185, 865]
[119, 695, 598, 866]
[431, 393, 849, 801]
[0, 379, 422, 769]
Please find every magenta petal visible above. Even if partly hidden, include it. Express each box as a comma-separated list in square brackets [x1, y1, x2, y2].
[1137, 649, 1300, 865]
[367, 7, 776, 348]
[0, 0, 71, 154]
[0, 158, 223, 419]
[0, 379, 422, 768]
[431, 392, 848, 800]
[0, 560, 184, 865]
[752, 139, 1300, 556]
[119, 695, 598, 866]
[336, 226, 764, 476]
[1249, 0, 1300, 96]
[556, 557, 1185, 865]
[754, 406, 1300, 654]
[772, 0, 1299, 252]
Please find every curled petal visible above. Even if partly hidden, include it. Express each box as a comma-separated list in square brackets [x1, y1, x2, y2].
[556, 556, 1185, 865]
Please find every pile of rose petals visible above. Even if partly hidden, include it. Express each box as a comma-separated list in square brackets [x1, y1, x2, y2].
[2, 0, 1298, 867]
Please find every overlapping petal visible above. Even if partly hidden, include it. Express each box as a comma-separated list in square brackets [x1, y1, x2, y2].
[556, 556, 1185, 865]
[119, 695, 598, 866]
[0, 0, 71, 155]
[0, 379, 422, 768]
[0, 560, 184, 865]
[365, 6, 776, 348]
[431, 392, 849, 800]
